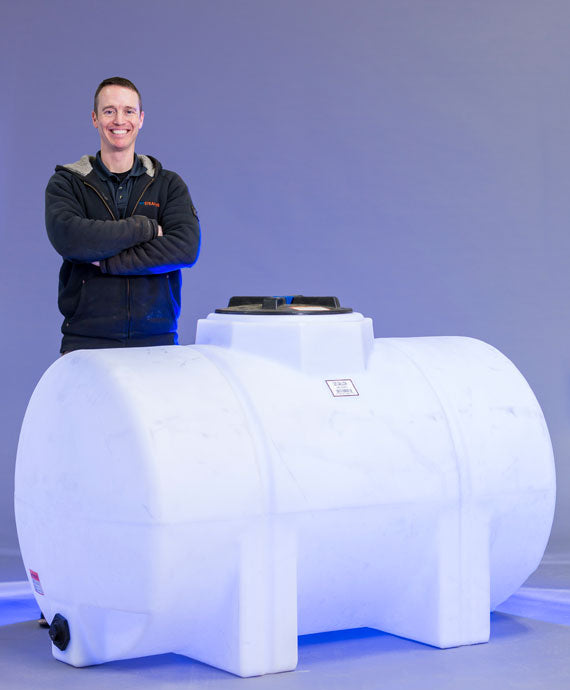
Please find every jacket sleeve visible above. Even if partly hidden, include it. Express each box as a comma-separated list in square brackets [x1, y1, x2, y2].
[45, 171, 159, 262]
[99, 173, 201, 276]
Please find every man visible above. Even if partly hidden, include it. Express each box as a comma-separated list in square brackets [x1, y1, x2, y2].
[45, 77, 201, 353]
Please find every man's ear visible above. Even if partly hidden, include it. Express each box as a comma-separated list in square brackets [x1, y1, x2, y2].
[91, 111, 98, 129]
[139, 111, 144, 130]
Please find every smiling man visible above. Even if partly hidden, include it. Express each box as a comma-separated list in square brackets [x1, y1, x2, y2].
[45, 76, 201, 353]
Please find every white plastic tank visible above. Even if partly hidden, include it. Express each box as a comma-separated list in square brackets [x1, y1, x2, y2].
[15, 296, 555, 677]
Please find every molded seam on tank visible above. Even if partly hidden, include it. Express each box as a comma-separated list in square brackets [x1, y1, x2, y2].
[93, 355, 164, 519]
[192, 344, 284, 671]
[378, 340, 472, 497]
[379, 340, 478, 637]
[192, 345, 277, 514]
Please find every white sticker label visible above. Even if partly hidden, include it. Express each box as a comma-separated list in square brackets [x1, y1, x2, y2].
[30, 569, 44, 595]
[326, 379, 359, 397]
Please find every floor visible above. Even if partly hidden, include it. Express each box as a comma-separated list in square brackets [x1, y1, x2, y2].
[1, 549, 569, 690]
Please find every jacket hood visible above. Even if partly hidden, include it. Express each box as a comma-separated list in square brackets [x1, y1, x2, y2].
[56, 154, 160, 178]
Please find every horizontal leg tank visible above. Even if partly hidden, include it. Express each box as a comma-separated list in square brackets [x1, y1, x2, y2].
[15, 309, 555, 677]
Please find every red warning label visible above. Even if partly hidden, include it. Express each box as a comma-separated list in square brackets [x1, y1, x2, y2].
[29, 569, 45, 595]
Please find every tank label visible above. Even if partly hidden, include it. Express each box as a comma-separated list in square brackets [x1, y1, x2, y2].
[29, 570, 44, 595]
[326, 379, 359, 397]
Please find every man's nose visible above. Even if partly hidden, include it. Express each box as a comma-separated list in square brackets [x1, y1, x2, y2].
[113, 111, 126, 123]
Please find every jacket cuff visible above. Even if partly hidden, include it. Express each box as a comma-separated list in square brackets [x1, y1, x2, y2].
[99, 259, 108, 274]
[147, 218, 159, 240]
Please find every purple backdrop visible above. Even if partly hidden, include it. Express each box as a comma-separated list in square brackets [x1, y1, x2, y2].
[1, 0, 569, 555]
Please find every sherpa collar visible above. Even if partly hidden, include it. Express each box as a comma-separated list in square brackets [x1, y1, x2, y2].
[62, 154, 156, 178]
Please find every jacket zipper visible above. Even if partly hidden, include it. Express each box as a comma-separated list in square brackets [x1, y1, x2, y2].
[130, 178, 154, 217]
[84, 176, 156, 344]
[84, 181, 117, 221]
[127, 178, 155, 341]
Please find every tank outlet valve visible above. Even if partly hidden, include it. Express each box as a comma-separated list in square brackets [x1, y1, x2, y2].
[48, 614, 70, 651]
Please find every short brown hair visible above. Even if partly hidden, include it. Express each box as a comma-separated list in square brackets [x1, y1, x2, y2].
[94, 77, 142, 113]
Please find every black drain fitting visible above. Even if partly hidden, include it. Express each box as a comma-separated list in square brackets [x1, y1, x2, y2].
[48, 613, 70, 651]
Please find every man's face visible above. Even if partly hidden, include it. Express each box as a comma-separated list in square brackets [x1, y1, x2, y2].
[92, 85, 144, 154]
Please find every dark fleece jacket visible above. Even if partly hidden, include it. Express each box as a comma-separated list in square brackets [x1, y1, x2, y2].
[45, 154, 201, 352]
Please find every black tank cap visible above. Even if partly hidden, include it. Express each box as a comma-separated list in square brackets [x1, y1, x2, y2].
[215, 295, 353, 315]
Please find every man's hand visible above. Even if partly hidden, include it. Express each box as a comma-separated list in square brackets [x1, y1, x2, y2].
[92, 261, 100, 267]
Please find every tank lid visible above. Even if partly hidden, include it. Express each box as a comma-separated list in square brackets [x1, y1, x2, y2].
[215, 295, 353, 315]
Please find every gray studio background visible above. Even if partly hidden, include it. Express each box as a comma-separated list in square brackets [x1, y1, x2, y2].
[1, 0, 568, 565]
